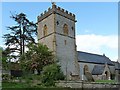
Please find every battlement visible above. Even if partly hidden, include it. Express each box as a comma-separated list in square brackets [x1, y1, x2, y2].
[37, 4, 76, 22]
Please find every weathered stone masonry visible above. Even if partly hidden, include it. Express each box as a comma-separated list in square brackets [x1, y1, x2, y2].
[37, 4, 80, 80]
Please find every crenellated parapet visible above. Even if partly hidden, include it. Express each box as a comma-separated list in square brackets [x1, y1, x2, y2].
[37, 4, 76, 22]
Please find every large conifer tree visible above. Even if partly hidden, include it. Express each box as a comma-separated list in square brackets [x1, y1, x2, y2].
[3, 13, 37, 61]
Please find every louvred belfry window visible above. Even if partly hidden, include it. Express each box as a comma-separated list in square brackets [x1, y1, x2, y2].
[63, 24, 68, 35]
[43, 25, 47, 36]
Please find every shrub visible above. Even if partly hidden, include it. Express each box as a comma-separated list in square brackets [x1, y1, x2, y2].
[41, 64, 65, 86]
[2, 74, 10, 81]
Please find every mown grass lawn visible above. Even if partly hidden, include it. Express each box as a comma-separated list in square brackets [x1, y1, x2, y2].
[2, 82, 31, 88]
[2, 82, 70, 90]
[2, 81, 45, 89]
[2, 81, 61, 89]
[95, 80, 116, 84]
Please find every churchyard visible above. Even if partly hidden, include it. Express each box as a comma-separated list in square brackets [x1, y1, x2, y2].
[1, 2, 120, 89]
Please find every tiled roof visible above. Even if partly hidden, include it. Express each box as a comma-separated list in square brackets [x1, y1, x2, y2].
[113, 61, 120, 70]
[77, 51, 114, 65]
[92, 65, 105, 75]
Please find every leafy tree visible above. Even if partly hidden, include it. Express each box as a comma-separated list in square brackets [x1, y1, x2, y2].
[3, 13, 37, 61]
[2, 48, 11, 70]
[0, 46, 2, 60]
[20, 43, 54, 74]
[41, 64, 65, 86]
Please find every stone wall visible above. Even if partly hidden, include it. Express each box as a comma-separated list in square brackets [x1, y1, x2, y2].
[55, 13, 79, 78]
[37, 4, 80, 80]
[37, 4, 76, 23]
[55, 81, 120, 89]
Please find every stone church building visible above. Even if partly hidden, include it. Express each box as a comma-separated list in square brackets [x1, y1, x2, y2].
[37, 3, 120, 81]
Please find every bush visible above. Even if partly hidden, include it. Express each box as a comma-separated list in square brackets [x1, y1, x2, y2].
[2, 74, 10, 81]
[41, 64, 65, 86]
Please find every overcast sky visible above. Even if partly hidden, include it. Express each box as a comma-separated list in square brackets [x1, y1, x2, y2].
[1, 2, 118, 61]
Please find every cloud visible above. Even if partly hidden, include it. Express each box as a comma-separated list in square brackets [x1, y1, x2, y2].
[84, 29, 92, 33]
[0, 44, 7, 49]
[76, 34, 118, 61]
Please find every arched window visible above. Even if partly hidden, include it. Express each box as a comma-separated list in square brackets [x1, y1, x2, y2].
[63, 24, 68, 35]
[43, 25, 47, 36]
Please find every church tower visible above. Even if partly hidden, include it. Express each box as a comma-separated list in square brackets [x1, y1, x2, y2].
[37, 3, 80, 80]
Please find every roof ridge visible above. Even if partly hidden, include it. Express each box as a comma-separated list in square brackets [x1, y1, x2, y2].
[77, 51, 105, 57]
